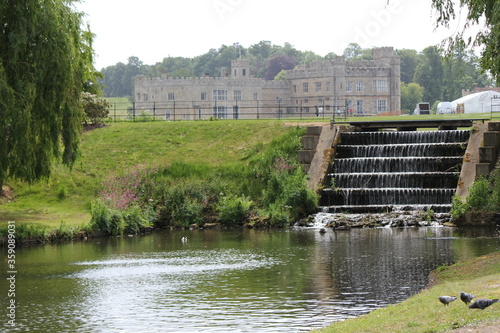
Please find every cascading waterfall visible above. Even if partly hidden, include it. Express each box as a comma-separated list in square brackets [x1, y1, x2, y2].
[320, 130, 469, 214]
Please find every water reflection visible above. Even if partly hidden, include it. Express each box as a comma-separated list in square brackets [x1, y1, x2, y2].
[2, 227, 498, 332]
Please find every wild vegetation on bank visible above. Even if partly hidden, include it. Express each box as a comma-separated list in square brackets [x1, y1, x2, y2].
[0, 120, 318, 242]
[451, 169, 500, 220]
[315, 251, 500, 332]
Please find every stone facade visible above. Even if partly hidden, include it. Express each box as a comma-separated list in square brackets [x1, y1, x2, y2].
[133, 47, 400, 120]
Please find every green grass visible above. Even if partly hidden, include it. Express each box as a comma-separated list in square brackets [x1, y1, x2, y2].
[105, 96, 132, 118]
[315, 252, 500, 332]
[0, 120, 297, 228]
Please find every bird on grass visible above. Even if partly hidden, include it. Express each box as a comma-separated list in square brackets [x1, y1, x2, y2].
[460, 292, 476, 305]
[468, 299, 499, 310]
[438, 296, 457, 306]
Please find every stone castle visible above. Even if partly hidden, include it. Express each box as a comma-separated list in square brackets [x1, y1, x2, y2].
[133, 47, 400, 120]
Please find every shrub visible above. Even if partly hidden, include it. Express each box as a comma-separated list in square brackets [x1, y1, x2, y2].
[451, 194, 468, 219]
[451, 171, 500, 218]
[89, 200, 124, 235]
[216, 194, 253, 226]
[265, 203, 291, 227]
[81, 92, 110, 125]
[466, 176, 490, 209]
[171, 198, 204, 227]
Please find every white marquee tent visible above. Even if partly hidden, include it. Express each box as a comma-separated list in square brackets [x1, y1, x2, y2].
[451, 90, 500, 113]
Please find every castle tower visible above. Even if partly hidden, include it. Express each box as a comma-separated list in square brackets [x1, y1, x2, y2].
[231, 59, 250, 78]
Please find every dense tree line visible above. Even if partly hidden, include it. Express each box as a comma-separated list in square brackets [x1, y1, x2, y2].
[99, 41, 494, 113]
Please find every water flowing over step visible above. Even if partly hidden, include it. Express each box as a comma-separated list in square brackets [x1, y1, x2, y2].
[320, 130, 470, 213]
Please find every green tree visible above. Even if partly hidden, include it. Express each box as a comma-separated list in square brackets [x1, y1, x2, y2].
[441, 41, 485, 101]
[400, 82, 425, 113]
[343, 43, 372, 60]
[0, 0, 95, 192]
[413, 46, 444, 105]
[431, 0, 500, 80]
[396, 49, 420, 84]
[274, 70, 287, 81]
[100, 57, 148, 97]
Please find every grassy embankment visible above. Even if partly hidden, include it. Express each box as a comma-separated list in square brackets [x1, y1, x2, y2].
[315, 251, 500, 332]
[0, 120, 305, 231]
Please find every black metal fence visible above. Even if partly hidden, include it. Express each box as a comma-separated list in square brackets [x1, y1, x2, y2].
[106, 99, 356, 122]
[104, 98, 500, 123]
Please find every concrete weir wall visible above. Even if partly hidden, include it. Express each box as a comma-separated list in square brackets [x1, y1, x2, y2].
[457, 121, 500, 199]
[298, 125, 341, 192]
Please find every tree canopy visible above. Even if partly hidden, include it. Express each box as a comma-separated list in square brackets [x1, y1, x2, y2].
[0, 0, 97, 191]
[431, 0, 500, 79]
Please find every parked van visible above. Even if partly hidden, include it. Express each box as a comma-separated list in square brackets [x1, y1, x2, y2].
[437, 101, 453, 114]
[414, 102, 430, 115]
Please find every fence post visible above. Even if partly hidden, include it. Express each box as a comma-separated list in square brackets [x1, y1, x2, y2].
[173, 101, 176, 122]
[278, 99, 281, 119]
[153, 101, 156, 120]
[133, 102, 136, 122]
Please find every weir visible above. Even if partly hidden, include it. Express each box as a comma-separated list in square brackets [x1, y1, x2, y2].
[320, 130, 470, 213]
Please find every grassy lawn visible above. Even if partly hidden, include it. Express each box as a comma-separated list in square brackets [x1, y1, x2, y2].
[315, 251, 500, 332]
[105, 96, 132, 119]
[0, 120, 297, 228]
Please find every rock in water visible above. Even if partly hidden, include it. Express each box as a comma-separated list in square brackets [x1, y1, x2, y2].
[468, 299, 499, 310]
[438, 296, 457, 305]
[460, 292, 475, 305]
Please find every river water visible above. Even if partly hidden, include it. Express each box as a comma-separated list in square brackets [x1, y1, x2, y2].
[2, 226, 499, 332]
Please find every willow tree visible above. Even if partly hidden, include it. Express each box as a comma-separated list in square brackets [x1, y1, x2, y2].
[430, 0, 500, 80]
[0, 0, 95, 192]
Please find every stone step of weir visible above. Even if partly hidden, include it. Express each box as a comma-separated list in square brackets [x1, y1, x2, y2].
[332, 156, 464, 173]
[320, 188, 456, 206]
[336, 142, 468, 158]
[328, 172, 460, 188]
[339, 130, 470, 145]
[319, 204, 452, 214]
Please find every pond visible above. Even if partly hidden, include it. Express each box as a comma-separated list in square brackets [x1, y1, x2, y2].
[2, 226, 499, 332]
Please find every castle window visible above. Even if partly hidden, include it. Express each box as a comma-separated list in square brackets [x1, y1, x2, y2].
[213, 90, 227, 101]
[357, 100, 364, 113]
[143, 93, 148, 101]
[316, 82, 322, 92]
[168, 93, 175, 101]
[242, 69, 246, 76]
[213, 105, 227, 119]
[373, 80, 388, 92]
[303, 83, 309, 93]
[376, 99, 387, 112]
[326, 82, 331, 92]
[234, 90, 242, 101]
[293, 85, 297, 93]
[201, 92, 207, 101]
[345, 81, 352, 92]
[356, 81, 363, 92]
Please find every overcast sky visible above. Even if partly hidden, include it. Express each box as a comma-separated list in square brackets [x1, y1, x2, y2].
[76, 0, 472, 70]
